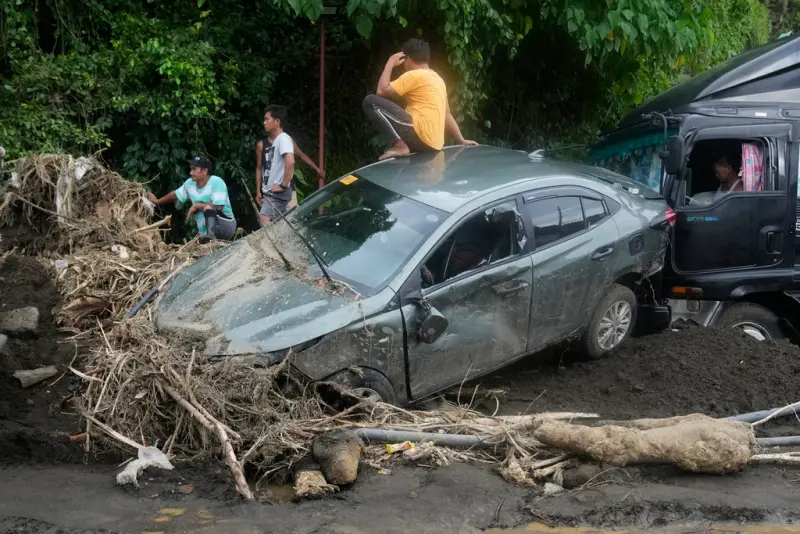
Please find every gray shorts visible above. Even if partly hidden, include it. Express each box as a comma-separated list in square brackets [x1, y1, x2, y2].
[260, 189, 293, 219]
[214, 214, 237, 240]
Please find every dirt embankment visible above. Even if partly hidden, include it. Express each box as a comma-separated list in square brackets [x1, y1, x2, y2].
[482, 327, 800, 421]
[0, 249, 85, 464]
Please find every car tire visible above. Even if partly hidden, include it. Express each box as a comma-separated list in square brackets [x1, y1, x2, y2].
[326, 368, 397, 405]
[581, 283, 638, 360]
[715, 303, 785, 342]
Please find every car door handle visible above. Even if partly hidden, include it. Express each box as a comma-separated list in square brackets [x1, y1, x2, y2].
[492, 281, 529, 295]
[591, 246, 614, 261]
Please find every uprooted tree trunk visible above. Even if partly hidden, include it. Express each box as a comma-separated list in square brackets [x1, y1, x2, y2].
[533, 414, 756, 474]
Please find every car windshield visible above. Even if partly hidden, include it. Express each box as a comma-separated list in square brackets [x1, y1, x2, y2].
[269, 176, 447, 295]
[586, 130, 676, 193]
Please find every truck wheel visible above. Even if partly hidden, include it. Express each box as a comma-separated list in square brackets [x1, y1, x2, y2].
[716, 303, 785, 341]
[582, 284, 638, 360]
[326, 368, 397, 405]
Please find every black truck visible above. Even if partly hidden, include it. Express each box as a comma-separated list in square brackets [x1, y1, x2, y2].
[587, 35, 800, 342]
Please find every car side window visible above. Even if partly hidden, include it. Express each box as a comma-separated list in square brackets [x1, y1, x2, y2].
[529, 196, 585, 249]
[420, 200, 527, 288]
[581, 197, 607, 227]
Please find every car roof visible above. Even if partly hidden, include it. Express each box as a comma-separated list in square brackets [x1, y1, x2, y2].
[354, 145, 617, 213]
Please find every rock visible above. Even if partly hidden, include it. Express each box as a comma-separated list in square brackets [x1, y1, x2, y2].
[292, 457, 338, 499]
[543, 483, 565, 495]
[561, 463, 605, 489]
[0, 306, 39, 334]
[0, 334, 7, 352]
[311, 429, 364, 485]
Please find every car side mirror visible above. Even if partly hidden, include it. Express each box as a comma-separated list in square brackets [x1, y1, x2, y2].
[419, 305, 448, 344]
[661, 136, 685, 175]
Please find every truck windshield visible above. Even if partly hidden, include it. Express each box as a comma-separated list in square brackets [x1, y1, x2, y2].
[586, 131, 676, 193]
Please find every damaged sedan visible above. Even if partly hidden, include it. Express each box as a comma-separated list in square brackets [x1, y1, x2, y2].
[155, 146, 672, 406]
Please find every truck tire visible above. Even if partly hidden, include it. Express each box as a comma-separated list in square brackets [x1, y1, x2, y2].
[716, 303, 786, 341]
[325, 368, 397, 405]
[581, 284, 638, 360]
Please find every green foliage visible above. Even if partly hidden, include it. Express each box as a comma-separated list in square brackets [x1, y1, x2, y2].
[0, 0, 776, 240]
[546, 0, 713, 65]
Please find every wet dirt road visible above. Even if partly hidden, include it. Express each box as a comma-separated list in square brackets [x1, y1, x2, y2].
[2, 460, 800, 533]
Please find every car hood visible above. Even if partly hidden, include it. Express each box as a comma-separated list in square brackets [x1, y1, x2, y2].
[154, 237, 375, 356]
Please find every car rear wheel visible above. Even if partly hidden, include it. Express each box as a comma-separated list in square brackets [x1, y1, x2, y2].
[326, 368, 397, 405]
[582, 284, 638, 359]
[716, 303, 785, 342]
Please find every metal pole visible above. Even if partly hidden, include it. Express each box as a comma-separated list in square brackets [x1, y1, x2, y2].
[318, 20, 326, 190]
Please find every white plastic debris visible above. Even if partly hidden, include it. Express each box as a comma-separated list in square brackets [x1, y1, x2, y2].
[111, 244, 130, 259]
[10, 172, 20, 188]
[116, 446, 174, 488]
[54, 259, 69, 273]
[74, 157, 93, 183]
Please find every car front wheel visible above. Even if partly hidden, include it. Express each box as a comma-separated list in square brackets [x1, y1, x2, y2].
[582, 283, 638, 359]
[325, 368, 397, 405]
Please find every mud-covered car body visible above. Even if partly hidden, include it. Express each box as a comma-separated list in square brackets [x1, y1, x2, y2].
[155, 146, 670, 405]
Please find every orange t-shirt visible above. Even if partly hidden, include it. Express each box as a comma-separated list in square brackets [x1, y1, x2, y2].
[390, 69, 447, 150]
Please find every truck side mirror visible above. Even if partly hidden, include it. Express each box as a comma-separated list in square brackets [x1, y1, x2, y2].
[419, 306, 448, 344]
[661, 136, 685, 175]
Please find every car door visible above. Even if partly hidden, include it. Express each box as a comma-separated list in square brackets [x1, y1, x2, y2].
[662, 125, 794, 297]
[402, 198, 533, 400]
[521, 190, 620, 350]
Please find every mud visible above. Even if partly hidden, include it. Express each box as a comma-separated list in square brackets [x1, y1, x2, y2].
[0, 252, 85, 464]
[3, 232, 800, 532]
[480, 327, 800, 420]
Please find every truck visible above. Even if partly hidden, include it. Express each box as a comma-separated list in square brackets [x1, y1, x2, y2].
[586, 35, 800, 342]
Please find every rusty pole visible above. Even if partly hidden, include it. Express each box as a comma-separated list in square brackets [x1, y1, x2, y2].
[318, 20, 326, 190]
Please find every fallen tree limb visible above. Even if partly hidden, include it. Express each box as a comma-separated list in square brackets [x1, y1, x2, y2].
[159, 380, 253, 500]
[532, 459, 574, 479]
[81, 413, 143, 451]
[132, 215, 171, 234]
[216, 422, 254, 500]
[751, 400, 800, 427]
[750, 453, 800, 465]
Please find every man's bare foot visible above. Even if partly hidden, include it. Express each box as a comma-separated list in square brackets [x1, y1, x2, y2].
[378, 146, 411, 160]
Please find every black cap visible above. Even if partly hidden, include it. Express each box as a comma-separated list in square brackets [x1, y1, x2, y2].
[187, 155, 212, 171]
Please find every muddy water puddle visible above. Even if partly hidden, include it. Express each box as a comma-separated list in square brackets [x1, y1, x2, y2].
[486, 522, 800, 533]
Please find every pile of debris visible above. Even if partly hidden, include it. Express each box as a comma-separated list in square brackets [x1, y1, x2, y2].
[1, 153, 799, 503]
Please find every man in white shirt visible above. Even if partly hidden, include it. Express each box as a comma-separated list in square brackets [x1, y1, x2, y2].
[256, 105, 295, 226]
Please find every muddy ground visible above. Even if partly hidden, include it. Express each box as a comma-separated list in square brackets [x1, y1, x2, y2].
[2, 243, 800, 533]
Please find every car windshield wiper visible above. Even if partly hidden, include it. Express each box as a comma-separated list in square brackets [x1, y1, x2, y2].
[274, 214, 334, 285]
[263, 231, 294, 273]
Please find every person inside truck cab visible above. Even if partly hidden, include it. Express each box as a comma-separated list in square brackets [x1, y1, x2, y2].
[714, 155, 743, 194]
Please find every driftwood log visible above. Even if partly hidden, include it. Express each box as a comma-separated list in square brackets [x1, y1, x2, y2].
[533, 414, 755, 474]
[14, 366, 59, 388]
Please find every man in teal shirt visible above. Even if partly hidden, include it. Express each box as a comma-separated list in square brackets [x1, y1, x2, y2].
[148, 156, 237, 242]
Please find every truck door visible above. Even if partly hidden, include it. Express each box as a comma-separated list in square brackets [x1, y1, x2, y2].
[664, 124, 795, 298]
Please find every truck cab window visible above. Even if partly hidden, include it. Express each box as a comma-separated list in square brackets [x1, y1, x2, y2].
[684, 138, 771, 207]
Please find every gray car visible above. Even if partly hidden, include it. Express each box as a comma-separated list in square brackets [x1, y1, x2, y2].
[155, 146, 671, 406]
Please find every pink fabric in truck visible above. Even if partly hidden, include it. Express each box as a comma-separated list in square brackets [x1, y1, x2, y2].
[740, 143, 764, 192]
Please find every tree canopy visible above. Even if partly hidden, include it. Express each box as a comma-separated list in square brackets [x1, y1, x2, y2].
[0, 0, 775, 235]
